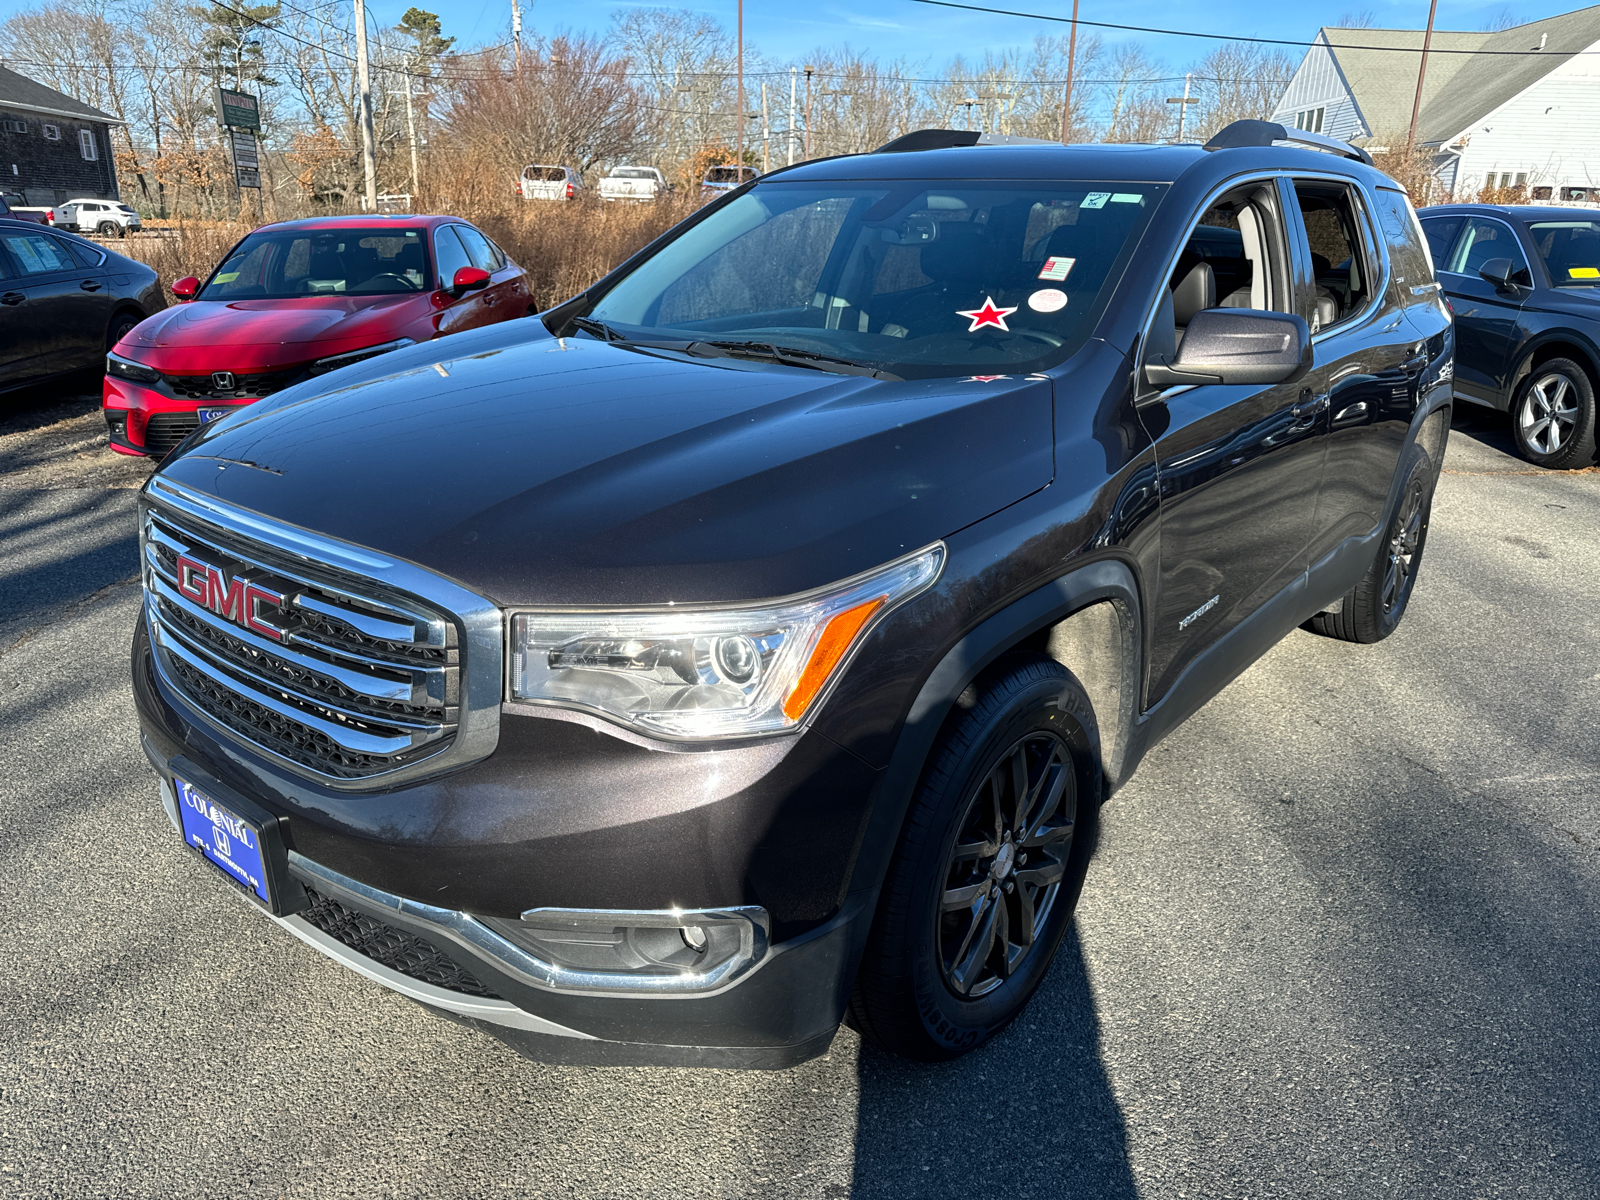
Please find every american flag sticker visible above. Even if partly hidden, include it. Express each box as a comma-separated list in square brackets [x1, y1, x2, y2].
[1038, 257, 1075, 281]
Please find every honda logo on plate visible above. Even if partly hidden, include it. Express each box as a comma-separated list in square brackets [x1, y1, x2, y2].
[211, 371, 236, 391]
[174, 554, 285, 641]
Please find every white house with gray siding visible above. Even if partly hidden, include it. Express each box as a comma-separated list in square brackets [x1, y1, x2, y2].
[1272, 8, 1600, 200]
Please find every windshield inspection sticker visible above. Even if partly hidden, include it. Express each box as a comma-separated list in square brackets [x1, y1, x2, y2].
[1038, 256, 1075, 281]
[1569, 266, 1600, 279]
[1028, 288, 1068, 313]
[956, 296, 1019, 332]
[1081, 193, 1110, 209]
[1110, 193, 1143, 204]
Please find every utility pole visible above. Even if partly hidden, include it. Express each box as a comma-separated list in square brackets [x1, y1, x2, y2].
[789, 67, 797, 165]
[1408, 0, 1439, 152]
[150, 83, 166, 219]
[960, 97, 979, 130]
[405, 78, 420, 200]
[761, 82, 770, 173]
[1166, 72, 1198, 142]
[1060, 0, 1080, 143]
[735, 0, 745, 172]
[353, 0, 378, 211]
[511, 0, 522, 76]
[803, 65, 815, 159]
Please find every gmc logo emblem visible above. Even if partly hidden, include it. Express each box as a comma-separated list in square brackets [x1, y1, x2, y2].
[175, 554, 284, 641]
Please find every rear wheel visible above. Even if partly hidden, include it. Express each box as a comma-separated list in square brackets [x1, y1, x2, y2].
[96, 220, 119, 237]
[849, 656, 1100, 1061]
[1308, 442, 1435, 643]
[1510, 358, 1597, 469]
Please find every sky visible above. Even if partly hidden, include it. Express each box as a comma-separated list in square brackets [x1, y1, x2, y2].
[0, 0, 1594, 79]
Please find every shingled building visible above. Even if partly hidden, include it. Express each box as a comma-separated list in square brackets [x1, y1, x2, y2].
[0, 64, 123, 207]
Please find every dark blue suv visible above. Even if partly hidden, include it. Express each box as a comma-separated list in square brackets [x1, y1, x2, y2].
[1418, 204, 1600, 468]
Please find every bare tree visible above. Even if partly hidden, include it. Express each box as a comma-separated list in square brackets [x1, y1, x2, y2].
[1103, 43, 1171, 143]
[1336, 11, 1378, 28]
[1187, 42, 1295, 141]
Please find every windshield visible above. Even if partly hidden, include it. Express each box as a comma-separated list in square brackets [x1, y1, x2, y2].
[525, 166, 566, 181]
[200, 227, 432, 300]
[1527, 220, 1600, 285]
[586, 179, 1164, 379]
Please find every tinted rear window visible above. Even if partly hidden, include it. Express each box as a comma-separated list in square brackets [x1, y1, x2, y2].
[1371, 187, 1436, 299]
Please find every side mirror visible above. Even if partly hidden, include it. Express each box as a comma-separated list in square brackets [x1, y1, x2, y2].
[1144, 308, 1312, 390]
[1477, 257, 1526, 291]
[171, 275, 200, 300]
[449, 266, 491, 296]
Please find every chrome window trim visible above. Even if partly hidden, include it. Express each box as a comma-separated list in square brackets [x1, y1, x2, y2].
[289, 851, 773, 999]
[142, 476, 502, 790]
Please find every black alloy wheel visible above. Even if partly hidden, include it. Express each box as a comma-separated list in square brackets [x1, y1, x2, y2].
[1381, 467, 1428, 618]
[938, 732, 1074, 999]
[1511, 358, 1598, 469]
[849, 655, 1100, 1061]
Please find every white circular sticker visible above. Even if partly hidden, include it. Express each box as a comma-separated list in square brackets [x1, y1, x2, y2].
[1028, 288, 1068, 313]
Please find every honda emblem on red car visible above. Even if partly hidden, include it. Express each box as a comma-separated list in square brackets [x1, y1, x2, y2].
[211, 371, 236, 391]
[174, 554, 284, 641]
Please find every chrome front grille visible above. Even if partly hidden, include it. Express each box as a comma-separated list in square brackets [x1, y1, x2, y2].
[140, 479, 503, 787]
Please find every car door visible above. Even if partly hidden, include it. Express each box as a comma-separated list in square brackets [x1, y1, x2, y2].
[1432, 214, 1531, 404]
[0, 243, 30, 385]
[1286, 177, 1421, 570]
[1138, 176, 1329, 707]
[454, 224, 529, 324]
[432, 224, 496, 337]
[0, 227, 104, 378]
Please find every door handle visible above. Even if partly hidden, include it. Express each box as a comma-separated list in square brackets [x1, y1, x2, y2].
[79, 279, 102, 292]
[1291, 391, 1330, 423]
[1400, 353, 1429, 375]
[0, 291, 23, 306]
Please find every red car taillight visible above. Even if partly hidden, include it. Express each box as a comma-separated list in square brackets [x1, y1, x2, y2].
[566, 182, 575, 199]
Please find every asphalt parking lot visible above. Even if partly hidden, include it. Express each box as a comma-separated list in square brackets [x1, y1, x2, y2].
[2, 391, 1597, 1199]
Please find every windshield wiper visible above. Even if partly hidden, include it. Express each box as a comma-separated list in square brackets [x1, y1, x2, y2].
[696, 341, 901, 381]
[570, 316, 623, 342]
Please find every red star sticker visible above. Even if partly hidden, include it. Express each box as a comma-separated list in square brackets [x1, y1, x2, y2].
[955, 296, 1019, 332]
[966, 375, 1009, 383]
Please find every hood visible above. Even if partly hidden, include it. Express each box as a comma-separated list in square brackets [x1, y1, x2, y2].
[125, 294, 423, 373]
[154, 334, 1055, 606]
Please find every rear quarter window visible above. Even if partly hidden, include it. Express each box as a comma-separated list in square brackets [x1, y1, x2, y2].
[1371, 187, 1437, 301]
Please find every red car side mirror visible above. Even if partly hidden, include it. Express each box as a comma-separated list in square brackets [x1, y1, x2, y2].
[449, 266, 491, 297]
[171, 275, 200, 301]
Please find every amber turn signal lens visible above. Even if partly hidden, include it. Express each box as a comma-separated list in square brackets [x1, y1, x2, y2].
[782, 596, 886, 721]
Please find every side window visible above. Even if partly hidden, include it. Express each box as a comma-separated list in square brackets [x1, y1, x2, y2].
[1446, 218, 1530, 280]
[55, 235, 103, 268]
[0, 231, 79, 274]
[454, 225, 501, 274]
[1417, 215, 1464, 271]
[434, 226, 473, 285]
[1369, 187, 1437, 302]
[1291, 180, 1377, 332]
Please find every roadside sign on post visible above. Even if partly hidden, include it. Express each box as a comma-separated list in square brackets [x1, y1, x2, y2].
[230, 129, 261, 190]
[216, 88, 261, 132]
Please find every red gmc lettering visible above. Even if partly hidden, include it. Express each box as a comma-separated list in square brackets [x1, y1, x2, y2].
[173, 554, 284, 641]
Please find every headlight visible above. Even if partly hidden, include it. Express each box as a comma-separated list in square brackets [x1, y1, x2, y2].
[106, 351, 160, 384]
[508, 544, 945, 739]
[309, 337, 415, 374]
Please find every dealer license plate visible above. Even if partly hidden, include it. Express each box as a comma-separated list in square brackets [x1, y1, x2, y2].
[174, 776, 270, 904]
[197, 406, 235, 424]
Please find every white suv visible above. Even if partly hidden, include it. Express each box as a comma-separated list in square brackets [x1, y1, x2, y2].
[518, 165, 583, 202]
[58, 198, 142, 236]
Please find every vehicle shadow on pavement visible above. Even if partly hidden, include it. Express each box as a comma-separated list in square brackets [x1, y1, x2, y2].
[848, 926, 1136, 1200]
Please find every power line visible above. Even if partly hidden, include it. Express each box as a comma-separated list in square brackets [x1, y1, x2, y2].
[904, 0, 1600, 57]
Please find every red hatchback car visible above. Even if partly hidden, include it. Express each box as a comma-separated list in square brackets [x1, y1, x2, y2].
[103, 215, 533, 456]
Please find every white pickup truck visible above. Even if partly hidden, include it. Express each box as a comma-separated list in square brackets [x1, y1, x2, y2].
[598, 166, 668, 202]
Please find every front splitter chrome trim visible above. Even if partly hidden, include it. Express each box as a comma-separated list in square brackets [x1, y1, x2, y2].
[287, 851, 772, 999]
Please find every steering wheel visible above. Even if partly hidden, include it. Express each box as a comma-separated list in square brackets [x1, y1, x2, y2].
[1016, 330, 1064, 348]
[362, 273, 420, 292]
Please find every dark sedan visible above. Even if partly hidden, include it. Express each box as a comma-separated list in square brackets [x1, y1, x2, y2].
[1418, 203, 1600, 468]
[0, 217, 163, 397]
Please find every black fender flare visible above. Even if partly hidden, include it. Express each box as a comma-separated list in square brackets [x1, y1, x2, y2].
[843, 557, 1142, 905]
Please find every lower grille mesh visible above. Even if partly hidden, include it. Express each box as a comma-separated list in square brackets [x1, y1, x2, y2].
[300, 887, 501, 999]
[143, 412, 200, 456]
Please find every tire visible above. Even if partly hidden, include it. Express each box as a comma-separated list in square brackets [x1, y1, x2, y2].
[1308, 442, 1436, 643]
[849, 655, 1101, 1061]
[96, 221, 118, 237]
[1510, 358, 1598, 469]
[106, 312, 140, 351]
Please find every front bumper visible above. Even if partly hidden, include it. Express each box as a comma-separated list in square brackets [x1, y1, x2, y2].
[103, 376, 256, 456]
[134, 613, 885, 1067]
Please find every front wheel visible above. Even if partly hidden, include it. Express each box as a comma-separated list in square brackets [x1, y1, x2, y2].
[849, 656, 1100, 1061]
[1308, 442, 1436, 643]
[1511, 358, 1597, 469]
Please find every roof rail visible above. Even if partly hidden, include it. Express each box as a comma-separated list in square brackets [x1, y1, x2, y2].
[875, 129, 1057, 154]
[1203, 119, 1375, 167]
